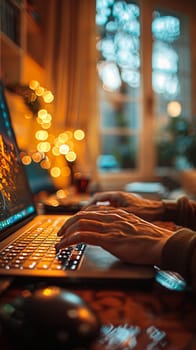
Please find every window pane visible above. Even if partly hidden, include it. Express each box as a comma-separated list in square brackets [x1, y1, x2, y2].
[98, 134, 138, 171]
[96, 2, 192, 178]
[100, 98, 140, 129]
[96, 0, 141, 172]
[152, 11, 191, 170]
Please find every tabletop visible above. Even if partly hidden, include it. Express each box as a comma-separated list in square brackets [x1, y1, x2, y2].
[0, 274, 196, 350]
[0, 220, 196, 350]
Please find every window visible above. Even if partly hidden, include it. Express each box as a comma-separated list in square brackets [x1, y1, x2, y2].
[96, 0, 192, 189]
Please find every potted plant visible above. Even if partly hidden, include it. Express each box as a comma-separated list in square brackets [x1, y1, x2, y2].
[157, 116, 196, 196]
[157, 116, 193, 168]
[185, 124, 196, 167]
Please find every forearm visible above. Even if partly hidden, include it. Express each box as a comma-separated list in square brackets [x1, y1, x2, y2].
[161, 228, 196, 292]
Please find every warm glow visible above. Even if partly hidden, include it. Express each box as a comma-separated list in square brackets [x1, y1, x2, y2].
[37, 142, 51, 152]
[66, 140, 74, 149]
[32, 152, 43, 163]
[35, 130, 48, 141]
[61, 166, 71, 176]
[56, 189, 68, 199]
[66, 130, 73, 139]
[58, 132, 68, 143]
[42, 287, 56, 297]
[24, 114, 32, 119]
[48, 134, 55, 144]
[79, 307, 93, 319]
[59, 144, 70, 155]
[35, 86, 45, 96]
[74, 129, 85, 140]
[65, 151, 77, 162]
[37, 111, 52, 128]
[52, 146, 60, 156]
[21, 80, 83, 187]
[38, 109, 48, 119]
[41, 122, 52, 129]
[40, 158, 51, 169]
[29, 80, 40, 90]
[43, 90, 54, 103]
[36, 117, 42, 125]
[50, 167, 61, 177]
[43, 113, 52, 123]
[21, 155, 32, 165]
[167, 101, 182, 117]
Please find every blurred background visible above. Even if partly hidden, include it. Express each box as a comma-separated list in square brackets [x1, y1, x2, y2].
[1, 0, 196, 200]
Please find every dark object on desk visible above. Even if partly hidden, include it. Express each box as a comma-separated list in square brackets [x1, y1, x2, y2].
[73, 172, 91, 194]
[42, 196, 87, 214]
[0, 286, 101, 349]
[40, 191, 90, 214]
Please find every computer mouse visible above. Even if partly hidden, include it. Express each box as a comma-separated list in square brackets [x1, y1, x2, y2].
[0, 286, 101, 350]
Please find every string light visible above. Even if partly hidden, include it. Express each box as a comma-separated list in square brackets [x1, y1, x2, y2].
[43, 90, 54, 103]
[35, 130, 48, 141]
[50, 167, 61, 178]
[35, 86, 45, 96]
[37, 141, 51, 153]
[29, 80, 40, 90]
[65, 151, 77, 162]
[21, 154, 32, 165]
[20, 80, 86, 183]
[74, 129, 85, 140]
[59, 144, 70, 155]
[40, 158, 51, 169]
[31, 152, 43, 163]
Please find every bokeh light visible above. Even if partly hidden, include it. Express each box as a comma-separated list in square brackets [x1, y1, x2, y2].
[167, 101, 182, 117]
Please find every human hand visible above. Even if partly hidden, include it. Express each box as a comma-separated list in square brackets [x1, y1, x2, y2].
[55, 208, 173, 266]
[84, 191, 165, 221]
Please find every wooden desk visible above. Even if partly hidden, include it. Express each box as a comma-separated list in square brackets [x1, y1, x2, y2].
[0, 279, 196, 350]
[0, 221, 196, 349]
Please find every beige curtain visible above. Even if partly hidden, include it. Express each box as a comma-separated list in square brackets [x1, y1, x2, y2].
[45, 0, 99, 181]
[46, 0, 96, 128]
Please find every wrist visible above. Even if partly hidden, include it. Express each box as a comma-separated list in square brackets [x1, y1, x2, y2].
[162, 200, 178, 222]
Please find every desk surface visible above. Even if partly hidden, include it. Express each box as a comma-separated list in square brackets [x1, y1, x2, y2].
[0, 279, 196, 350]
[0, 220, 196, 349]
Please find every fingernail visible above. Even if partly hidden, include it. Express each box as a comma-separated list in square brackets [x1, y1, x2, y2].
[57, 229, 63, 236]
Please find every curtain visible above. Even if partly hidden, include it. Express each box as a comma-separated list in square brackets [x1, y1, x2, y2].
[46, 0, 97, 128]
[45, 0, 99, 183]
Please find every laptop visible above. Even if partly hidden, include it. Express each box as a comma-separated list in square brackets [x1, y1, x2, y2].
[0, 82, 154, 285]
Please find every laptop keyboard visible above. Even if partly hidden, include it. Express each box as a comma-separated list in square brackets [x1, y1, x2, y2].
[0, 218, 86, 271]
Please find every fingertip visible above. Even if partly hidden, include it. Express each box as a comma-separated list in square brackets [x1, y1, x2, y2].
[57, 227, 64, 236]
[55, 242, 60, 252]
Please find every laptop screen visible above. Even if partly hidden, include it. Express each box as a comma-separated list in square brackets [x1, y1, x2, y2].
[0, 82, 36, 238]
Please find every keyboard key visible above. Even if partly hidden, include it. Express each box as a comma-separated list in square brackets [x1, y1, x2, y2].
[0, 218, 86, 271]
